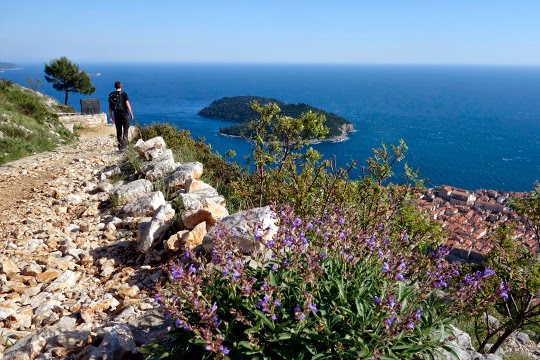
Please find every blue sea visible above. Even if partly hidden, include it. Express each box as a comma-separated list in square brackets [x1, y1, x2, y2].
[2, 63, 540, 192]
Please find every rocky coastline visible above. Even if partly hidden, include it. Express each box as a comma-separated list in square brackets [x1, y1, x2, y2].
[218, 123, 355, 144]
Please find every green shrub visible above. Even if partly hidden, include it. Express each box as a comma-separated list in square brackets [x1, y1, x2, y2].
[152, 205, 505, 359]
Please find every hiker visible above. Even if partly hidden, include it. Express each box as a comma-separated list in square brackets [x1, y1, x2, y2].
[108, 81, 134, 150]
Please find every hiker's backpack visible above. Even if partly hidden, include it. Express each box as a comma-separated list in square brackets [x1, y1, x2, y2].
[108, 91, 125, 112]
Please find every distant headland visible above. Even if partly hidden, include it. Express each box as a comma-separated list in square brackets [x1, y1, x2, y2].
[0, 62, 22, 71]
[198, 95, 354, 142]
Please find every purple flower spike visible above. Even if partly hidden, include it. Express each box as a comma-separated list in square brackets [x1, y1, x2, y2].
[294, 304, 305, 321]
[497, 281, 509, 301]
[219, 345, 230, 355]
[483, 267, 495, 277]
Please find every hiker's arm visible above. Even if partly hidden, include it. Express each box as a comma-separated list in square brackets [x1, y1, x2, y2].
[126, 100, 134, 119]
[108, 104, 114, 123]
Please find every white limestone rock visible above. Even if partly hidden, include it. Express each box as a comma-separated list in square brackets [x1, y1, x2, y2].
[139, 149, 176, 181]
[122, 191, 166, 217]
[203, 206, 277, 253]
[111, 179, 153, 205]
[137, 204, 176, 254]
[163, 162, 203, 190]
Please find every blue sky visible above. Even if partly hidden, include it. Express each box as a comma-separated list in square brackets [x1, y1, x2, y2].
[2, 1, 539, 65]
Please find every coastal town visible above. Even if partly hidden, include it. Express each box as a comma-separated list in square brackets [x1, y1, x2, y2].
[414, 185, 537, 257]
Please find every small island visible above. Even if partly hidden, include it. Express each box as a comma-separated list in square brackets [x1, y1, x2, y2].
[198, 96, 354, 142]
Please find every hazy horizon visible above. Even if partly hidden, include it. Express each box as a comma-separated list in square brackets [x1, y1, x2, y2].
[2, 1, 540, 66]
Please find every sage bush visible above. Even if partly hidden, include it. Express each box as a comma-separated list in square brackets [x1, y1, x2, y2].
[152, 205, 506, 359]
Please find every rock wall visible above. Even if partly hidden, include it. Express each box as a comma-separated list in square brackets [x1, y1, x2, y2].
[58, 113, 107, 127]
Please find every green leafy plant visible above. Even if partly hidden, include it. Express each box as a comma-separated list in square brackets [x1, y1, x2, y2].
[470, 196, 540, 354]
[152, 204, 504, 359]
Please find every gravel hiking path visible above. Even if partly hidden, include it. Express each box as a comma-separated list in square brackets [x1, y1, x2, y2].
[0, 124, 117, 216]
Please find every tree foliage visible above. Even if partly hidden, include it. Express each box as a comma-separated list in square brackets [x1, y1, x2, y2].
[44, 57, 95, 105]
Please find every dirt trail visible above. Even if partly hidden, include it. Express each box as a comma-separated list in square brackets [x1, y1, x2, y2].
[0, 124, 117, 215]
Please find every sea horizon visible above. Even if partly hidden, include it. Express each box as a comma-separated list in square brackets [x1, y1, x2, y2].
[2, 63, 539, 192]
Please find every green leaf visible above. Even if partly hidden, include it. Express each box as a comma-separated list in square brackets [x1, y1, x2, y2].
[273, 332, 292, 341]
[254, 310, 275, 331]
[238, 340, 254, 350]
[269, 271, 277, 286]
[355, 297, 365, 319]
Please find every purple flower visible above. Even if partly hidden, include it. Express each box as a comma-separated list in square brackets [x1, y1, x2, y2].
[483, 267, 495, 277]
[219, 345, 230, 355]
[405, 321, 414, 330]
[211, 303, 218, 312]
[254, 229, 262, 241]
[497, 281, 509, 301]
[463, 274, 475, 285]
[382, 262, 390, 273]
[434, 279, 447, 288]
[212, 314, 219, 328]
[395, 273, 405, 282]
[307, 303, 318, 314]
[282, 258, 290, 267]
[232, 269, 240, 281]
[338, 217, 345, 225]
[171, 265, 183, 280]
[284, 236, 292, 246]
[274, 300, 281, 307]
[257, 294, 270, 309]
[294, 304, 305, 321]
[175, 319, 182, 328]
[414, 308, 422, 320]
[388, 297, 396, 309]
[384, 317, 394, 327]
[374, 296, 381, 306]
[307, 221, 314, 229]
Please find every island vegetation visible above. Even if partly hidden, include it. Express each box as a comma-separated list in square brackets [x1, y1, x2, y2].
[0, 62, 20, 70]
[198, 95, 354, 141]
